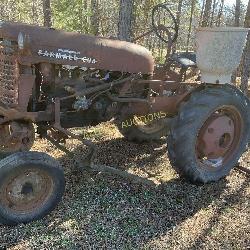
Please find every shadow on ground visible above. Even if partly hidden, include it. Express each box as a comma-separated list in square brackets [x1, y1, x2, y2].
[1, 137, 249, 249]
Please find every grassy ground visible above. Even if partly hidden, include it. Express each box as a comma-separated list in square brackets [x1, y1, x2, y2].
[0, 122, 249, 250]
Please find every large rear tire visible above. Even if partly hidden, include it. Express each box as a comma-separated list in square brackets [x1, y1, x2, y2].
[168, 85, 250, 184]
[0, 152, 65, 225]
[116, 112, 171, 143]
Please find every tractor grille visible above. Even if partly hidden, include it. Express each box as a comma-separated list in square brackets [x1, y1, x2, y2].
[0, 40, 19, 106]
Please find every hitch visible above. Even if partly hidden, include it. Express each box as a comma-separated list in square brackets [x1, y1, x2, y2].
[43, 126, 96, 168]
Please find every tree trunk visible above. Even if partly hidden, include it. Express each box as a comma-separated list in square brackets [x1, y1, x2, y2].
[176, 0, 183, 27]
[244, 0, 250, 27]
[118, 0, 134, 41]
[83, 0, 89, 33]
[199, 0, 205, 26]
[202, 0, 213, 27]
[172, 0, 183, 52]
[231, 0, 241, 84]
[186, 0, 196, 52]
[216, 0, 224, 26]
[90, 0, 99, 35]
[32, 0, 38, 25]
[210, 0, 217, 26]
[240, 0, 250, 94]
[235, 0, 241, 26]
[42, 0, 52, 27]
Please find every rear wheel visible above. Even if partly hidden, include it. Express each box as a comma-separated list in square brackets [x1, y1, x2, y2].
[0, 152, 65, 225]
[117, 112, 171, 142]
[168, 85, 250, 184]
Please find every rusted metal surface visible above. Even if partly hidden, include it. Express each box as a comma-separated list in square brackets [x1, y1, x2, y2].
[0, 103, 53, 123]
[0, 41, 19, 106]
[43, 124, 96, 167]
[38, 63, 55, 85]
[0, 122, 35, 154]
[197, 115, 235, 159]
[0, 22, 154, 74]
[149, 94, 188, 114]
[60, 75, 136, 101]
[0, 39, 36, 112]
[120, 80, 194, 116]
[139, 80, 194, 115]
[153, 66, 182, 81]
[0, 20, 201, 178]
[0, 167, 53, 213]
[196, 106, 243, 170]
[0, 22, 198, 128]
[18, 74, 36, 111]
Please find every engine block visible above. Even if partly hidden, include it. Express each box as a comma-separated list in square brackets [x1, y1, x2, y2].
[0, 40, 19, 106]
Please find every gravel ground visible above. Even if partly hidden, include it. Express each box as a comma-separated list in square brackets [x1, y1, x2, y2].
[0, 122, 249, 250]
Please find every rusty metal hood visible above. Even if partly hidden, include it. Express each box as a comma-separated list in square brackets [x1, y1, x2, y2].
[0, 22, 154, 74]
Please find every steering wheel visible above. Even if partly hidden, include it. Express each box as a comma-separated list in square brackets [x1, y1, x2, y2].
[152, 3, 179, 45]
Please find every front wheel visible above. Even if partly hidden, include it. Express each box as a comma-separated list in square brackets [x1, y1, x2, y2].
[168, 85, 250, 184]
[0, 152, 65, 225]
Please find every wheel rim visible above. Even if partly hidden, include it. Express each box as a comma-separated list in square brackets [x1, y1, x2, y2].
[0, 168, 54, 214]
[196, 106, 243, 171]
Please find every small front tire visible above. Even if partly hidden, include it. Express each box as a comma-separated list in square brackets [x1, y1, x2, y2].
[0, 152, 65, 225]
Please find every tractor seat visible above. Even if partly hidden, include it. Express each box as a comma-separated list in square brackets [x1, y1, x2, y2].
[171, 52, 197, 68]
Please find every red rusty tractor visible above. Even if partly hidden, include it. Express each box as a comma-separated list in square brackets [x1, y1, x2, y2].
[0, 4, 249, 225]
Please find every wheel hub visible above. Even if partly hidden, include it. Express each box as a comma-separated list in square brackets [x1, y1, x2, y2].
[0, 169, 53, 213]
[198, 115, 235, 159]
[21, 182, 34, 195]
[196, 107, 242, 169]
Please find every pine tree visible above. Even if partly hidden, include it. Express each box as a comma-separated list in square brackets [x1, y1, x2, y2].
[202, 0, 213, 27]
[90, 0, 100, 35]
[118, 0, 134, 41]
[216, 0, 225, 26]
[43, 0, 52, 27]
[235, 0, 241, 26]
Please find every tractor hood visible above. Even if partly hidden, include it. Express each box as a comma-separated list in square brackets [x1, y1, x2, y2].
[0, 22, 154, 74]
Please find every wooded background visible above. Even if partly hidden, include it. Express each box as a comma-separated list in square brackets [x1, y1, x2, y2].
[1, 0, 250, 89]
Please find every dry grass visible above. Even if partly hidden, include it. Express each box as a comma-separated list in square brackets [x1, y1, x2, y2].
[0, 122, 249, 250]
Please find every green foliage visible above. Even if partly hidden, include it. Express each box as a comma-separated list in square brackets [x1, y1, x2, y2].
[52, 0, 92, 33]
[0, 0, 43, 25]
